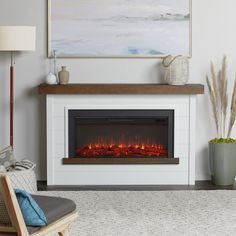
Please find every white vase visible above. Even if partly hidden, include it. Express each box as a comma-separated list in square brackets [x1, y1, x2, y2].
[46, 72, 57, 85]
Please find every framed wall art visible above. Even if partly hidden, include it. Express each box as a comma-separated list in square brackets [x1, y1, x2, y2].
[48, 0, 192, 58]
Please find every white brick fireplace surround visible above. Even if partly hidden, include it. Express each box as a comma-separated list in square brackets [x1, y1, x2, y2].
[45, 90, 201, 186]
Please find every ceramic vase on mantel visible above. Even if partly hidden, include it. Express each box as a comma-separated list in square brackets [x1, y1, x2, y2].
[58, 66, 69, 85]
[46, 72, 57, 85]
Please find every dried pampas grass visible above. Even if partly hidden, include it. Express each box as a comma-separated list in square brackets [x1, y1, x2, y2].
[206, 75, 219, 137]
[220, 56, 228, 137]
[206, 56, 236, 139]
[227, 78, 236, 138]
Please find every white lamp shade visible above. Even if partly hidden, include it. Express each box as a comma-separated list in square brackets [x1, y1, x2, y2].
[0, 26, 36, 51]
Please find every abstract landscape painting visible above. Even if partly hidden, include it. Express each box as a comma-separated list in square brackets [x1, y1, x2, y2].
[48, 0, 191, 57]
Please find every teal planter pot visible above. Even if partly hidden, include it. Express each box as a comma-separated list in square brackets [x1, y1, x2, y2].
[209, 142, 236, 186]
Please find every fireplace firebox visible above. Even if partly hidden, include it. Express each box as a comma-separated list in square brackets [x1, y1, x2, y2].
[67, 110, 175, 164]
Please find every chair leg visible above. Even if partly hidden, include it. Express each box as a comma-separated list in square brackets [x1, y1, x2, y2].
[58, 227, 69, 236]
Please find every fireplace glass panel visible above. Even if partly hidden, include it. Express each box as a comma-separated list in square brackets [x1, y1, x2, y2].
[68, 110, 174, 158]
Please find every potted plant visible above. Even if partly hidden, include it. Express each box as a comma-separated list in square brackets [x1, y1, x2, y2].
[207, 56, 236, 185]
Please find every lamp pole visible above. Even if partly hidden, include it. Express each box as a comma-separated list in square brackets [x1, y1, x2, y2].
[10, 51, 14, 148]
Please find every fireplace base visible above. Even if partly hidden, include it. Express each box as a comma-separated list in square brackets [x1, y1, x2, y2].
[62, 157, 179, 165]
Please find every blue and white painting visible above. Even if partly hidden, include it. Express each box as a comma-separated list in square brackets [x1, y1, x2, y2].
[49, 0, 190, 57]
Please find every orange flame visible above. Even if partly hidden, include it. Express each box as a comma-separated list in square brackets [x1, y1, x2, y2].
[76, 143, 167, 158]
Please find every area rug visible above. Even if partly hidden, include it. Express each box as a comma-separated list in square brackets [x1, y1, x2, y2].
[38, 190, 236, 236]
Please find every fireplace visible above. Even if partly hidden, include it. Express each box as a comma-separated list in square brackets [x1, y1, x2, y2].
[43, 90, 201, 184]
[67, 109, 174, 164]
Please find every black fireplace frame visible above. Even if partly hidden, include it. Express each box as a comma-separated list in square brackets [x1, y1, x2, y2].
[68, 109, 174, 159]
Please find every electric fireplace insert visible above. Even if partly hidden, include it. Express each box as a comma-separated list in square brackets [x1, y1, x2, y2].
[65, 110, 177, 164]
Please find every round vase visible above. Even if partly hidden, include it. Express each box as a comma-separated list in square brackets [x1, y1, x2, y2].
[46, 72, 57, 85]
[58, 66, 69, 85]
[209, 142, 236, 186]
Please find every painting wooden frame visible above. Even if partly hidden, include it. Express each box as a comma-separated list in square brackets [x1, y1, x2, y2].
[48, 0, 192, 58]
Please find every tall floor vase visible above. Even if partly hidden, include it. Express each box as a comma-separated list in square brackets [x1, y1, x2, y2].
[209, 142, 236, 186]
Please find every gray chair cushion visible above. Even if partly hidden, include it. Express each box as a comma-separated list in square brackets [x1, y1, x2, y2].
[27, 195, 76, 234]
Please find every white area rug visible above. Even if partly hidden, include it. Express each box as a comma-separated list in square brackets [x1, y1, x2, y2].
[38, 191, 236, 236]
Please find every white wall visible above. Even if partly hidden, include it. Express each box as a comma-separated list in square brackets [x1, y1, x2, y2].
[1, 0, 236, 180]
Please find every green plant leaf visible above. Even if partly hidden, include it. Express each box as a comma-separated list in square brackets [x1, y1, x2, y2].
[210, 138, 236, 143]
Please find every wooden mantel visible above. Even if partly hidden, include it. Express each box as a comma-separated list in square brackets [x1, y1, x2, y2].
[38, 83, 204, 95]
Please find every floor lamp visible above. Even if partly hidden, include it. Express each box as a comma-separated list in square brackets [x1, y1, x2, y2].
[0, 26, 36, 148]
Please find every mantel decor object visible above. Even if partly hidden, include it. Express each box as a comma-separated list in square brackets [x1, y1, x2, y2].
[46, 50, 58, 85]
[162, 55, 189, 85]
[46, 72, 57, 85]
[58, 66, 69, 85]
